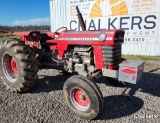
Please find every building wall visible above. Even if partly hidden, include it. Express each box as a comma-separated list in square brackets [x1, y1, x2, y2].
[50, 0, 160, 56]
[49, 0, 68, 32]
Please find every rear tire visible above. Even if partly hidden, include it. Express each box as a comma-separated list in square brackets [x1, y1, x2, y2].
[63, 75, 103, 120]
[0, 38, 38, 92]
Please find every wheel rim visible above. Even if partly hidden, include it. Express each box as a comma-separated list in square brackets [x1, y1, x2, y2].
[2, 53, 18, 83]
[11, 58, 18, 74]
[70, 88, 90, 111]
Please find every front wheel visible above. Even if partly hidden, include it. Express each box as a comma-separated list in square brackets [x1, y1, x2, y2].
[63, 75, 103, 120]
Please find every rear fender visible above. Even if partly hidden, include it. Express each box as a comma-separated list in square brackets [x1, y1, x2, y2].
[13, 31, 40, 51]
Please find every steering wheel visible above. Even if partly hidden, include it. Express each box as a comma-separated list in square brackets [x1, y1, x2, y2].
[53, 27, 67, 37]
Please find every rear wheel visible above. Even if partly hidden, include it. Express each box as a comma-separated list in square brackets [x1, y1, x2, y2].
[0, 39, 38, 92]
[63, 75, 103, 120]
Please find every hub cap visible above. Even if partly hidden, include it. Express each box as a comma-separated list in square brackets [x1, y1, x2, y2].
[11, 58, 18, 74]
[70, 88, 90, 111]
[2, 53, 18, 83]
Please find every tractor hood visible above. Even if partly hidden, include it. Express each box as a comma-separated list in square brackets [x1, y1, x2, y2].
[56, 29, 125, 46]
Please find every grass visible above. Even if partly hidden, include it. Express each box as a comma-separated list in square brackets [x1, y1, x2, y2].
[122, 55, 160, 61]
[0, 35, 20, 40]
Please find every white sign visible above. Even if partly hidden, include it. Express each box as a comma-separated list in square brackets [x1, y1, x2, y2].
[68, 0, 159, 43]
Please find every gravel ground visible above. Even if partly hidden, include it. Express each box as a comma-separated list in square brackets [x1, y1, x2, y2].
[0, 60, 160, 123]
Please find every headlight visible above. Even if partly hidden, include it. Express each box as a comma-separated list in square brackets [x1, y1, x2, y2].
[32, 33, 37, 37]
[98, 32, 106, 41]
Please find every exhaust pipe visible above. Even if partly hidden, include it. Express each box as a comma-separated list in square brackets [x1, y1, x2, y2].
[76, 6, 86, 31]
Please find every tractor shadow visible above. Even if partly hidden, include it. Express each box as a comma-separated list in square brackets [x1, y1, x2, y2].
[95, 72, 160, 120]
[99, 95, 144, 120]
[97, 72, 160, 97]
[30, 73, 71, 94]
[121, 72, 160, 98]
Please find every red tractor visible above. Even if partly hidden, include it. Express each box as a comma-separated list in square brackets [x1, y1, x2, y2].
[0, 7, 144, 120]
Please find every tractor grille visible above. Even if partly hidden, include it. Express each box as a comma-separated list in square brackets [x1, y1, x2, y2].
[102, 45, 122, 66]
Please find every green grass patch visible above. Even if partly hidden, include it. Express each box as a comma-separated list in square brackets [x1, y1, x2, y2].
[122, 55, 160, 61]
[0, 35, 20, 40]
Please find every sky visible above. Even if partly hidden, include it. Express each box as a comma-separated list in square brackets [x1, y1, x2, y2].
[0, 0, 50, 26]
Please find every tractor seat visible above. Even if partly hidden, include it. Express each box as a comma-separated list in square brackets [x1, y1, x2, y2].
[39, 33, 52, 40]
[39, 33, 56, 52]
